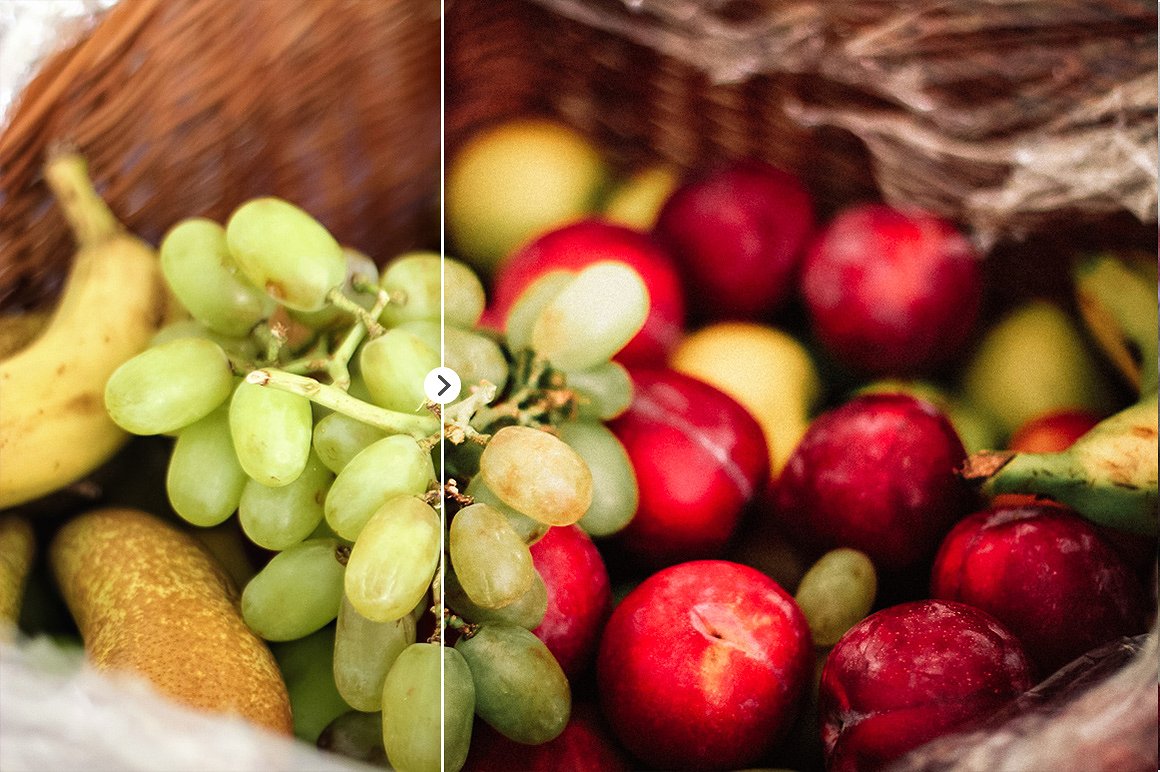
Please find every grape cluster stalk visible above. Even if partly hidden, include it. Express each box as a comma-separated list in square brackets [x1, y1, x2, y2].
[103, 197, 648, 771]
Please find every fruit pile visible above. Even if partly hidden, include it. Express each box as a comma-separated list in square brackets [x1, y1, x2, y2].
[0, 111, 1155, 772]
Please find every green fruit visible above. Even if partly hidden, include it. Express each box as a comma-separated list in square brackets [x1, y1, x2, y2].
[961, 301, 1115, 437]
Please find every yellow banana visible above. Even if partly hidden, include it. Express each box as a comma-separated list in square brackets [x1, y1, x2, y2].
[963, 396, 1158, 535]
[0, 514, 35, 626]
[0, 152, 167, 509]
[0, 311, 50, 359]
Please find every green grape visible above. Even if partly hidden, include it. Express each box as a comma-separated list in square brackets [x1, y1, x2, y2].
[381, 643, 475, 772]
[378, 253, 486, 330]
[565, 361, 633, 421]
[149, 319, 259, 362]
[455, 623, 570, 745]
[446, 566, 547, 629]
[531, 261, 649, 370]
[225, 197, 345, 312]
[312, 411, 387, 474]
[344, 495, 440, 622]
[504, 270, 573, 352]
[558, 422, 638, 537]
[479, 426, 593, 526]
[229, 379, 313, 487]
[400, 321, 509, 395]
[333, 595, 416, 712]
[317, 710, 388, 766]
[359, 328, 440, 412]
[241, 538, 346, 641]
[271, 626, 349, 743]
[449, 503, 535, 609]
[464, 476, 549, 544]
[238, 450, 334, 550]
[347, 368, 375, 404]
[166, 407, 247, 527]
[159, 217, 275, 336]
[291, 247, 381, 330]
[325, 435, 434, 541]
[105, 337, 234, 435]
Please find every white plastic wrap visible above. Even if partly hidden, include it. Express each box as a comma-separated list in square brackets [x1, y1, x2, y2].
[0, 632, 374, 772]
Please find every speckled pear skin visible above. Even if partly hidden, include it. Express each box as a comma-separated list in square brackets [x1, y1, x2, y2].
[50, 507, 292, 734]
[0, 515, 35, 624]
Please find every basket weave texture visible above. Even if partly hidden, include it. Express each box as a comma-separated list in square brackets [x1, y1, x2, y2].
[0, 0, 440, 312]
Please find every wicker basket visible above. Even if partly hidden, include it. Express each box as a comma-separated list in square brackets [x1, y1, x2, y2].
[0, 0, 440, 312]
[0, 1, 1155, 770]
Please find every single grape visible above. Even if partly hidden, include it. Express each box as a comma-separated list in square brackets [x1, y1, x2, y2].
[344, 495, 440, 622]
[479, 426, 593, 526]
[381, 642, 475, 772]
[531, 261, 649, 370]
[359, 328, 440, 412]
[159, 217, 275, 336]
[464, 476, 550, 544]
[225, 197, 346, 312]
[400, 321, 509, 396]
[291, 247, 381, 330]
[317, 710, 388, 766]
[378, 253, 486, 330]
[504, 270, 573, 352]
[454, 622, 571, 745]
[324, 435, 434, 541]
[271, 627, 349, 743]
[449, 503, 535, 609]
[238, 450, 334, 550]
[333, 595, 416, 712]
[558, 422, 638, 537]
[105, 337, 234, 435]
[565, 361, 633, 421]
[166, 407, 248, 527]
[229, 379, 313, 487]
[446, 566, 547, 630]
[311, 411, 388, 474]
[241, 538, 346, 641]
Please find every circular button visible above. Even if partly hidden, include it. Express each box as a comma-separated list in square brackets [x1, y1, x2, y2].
[424, 366, 462, 404]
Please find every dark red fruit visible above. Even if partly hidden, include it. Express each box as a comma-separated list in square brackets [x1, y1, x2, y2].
[819, 599, 1033, 772]
[530, 525, 612, 678]
[931, 504, 1149, 676]
[597, 560, 812, 771]
[1008, 408, 1102, 453]
[490, 219, 685, 364]
[653, 159, 814, 321]
[775, 394, 974, 571]
[610, 369, 769, 568]
[801, 203, 982, 375]
[465, 703, 631, 771]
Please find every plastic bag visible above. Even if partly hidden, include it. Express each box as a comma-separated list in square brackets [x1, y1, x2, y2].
[533, 0, 1158, 245]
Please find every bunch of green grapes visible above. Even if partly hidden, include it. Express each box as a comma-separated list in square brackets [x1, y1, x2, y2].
[103, 196, 647, 772]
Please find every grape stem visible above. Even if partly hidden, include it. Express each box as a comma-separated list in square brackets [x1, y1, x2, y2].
[245, 368, 438, 437]
[326, 288, 386, 338]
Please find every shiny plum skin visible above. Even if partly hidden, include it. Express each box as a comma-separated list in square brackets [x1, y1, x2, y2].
[653, 159, 815, 322]
[610, 370, 769, 568]
[801, 204, 982, 375]
[774, 394, 974, 571]
[930, 504, 1149, 677]
[465, 703, 631, 772]
[819, 599, 1033, 772]
[530, 524, 612, 678]
[597, 560, 812, 770]
[490, 219, 685, 365]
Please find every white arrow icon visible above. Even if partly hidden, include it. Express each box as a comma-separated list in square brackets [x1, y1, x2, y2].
[424, 367, 462, 404]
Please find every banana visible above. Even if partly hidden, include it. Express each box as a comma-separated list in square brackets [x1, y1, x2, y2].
[1073, 252, 1159, 396]
[961, 396, 1158, 535]
[0, 311, 50, 359]
[0, 514, 35, 626]
[0, 152, 167, 509]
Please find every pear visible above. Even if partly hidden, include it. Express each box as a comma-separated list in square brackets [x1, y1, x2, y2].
[671, 322, 820, 478]
[961, 300, 1115, 437]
